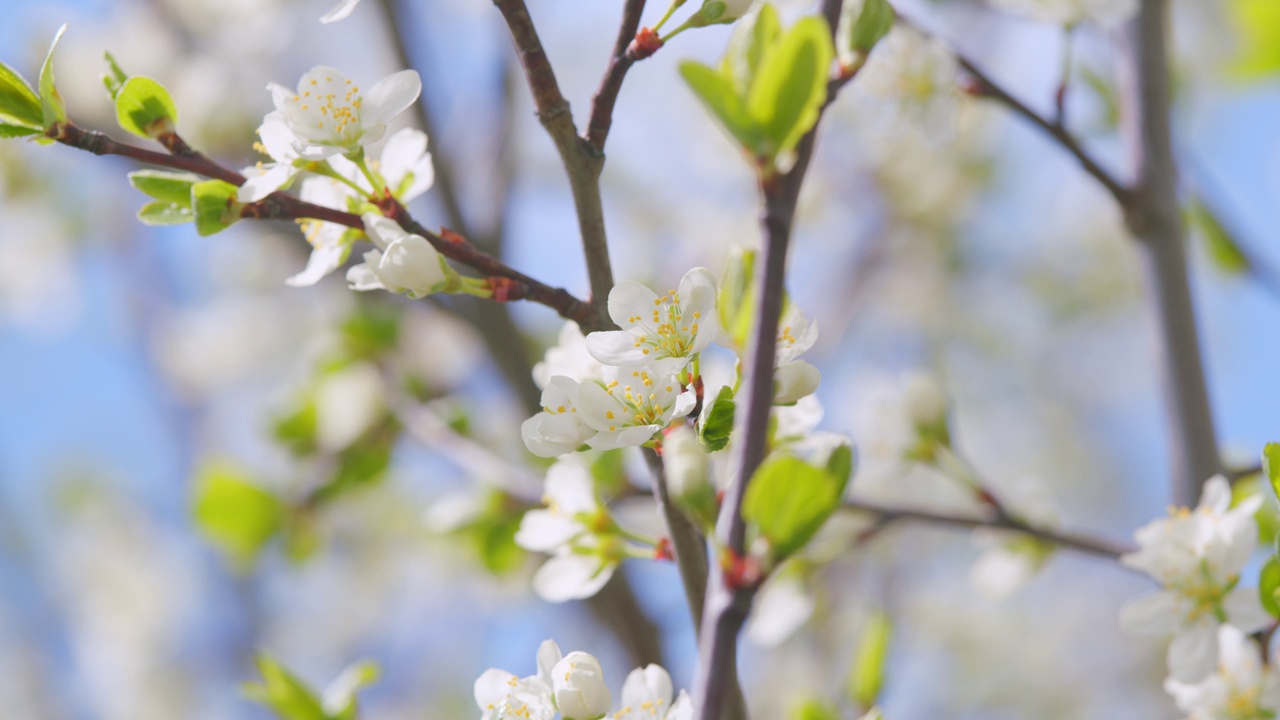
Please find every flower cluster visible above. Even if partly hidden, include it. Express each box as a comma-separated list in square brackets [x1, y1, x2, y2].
[475, 640, 691, 720]
[1120, 475, 1275, 714]
[523, 266, 823, 458]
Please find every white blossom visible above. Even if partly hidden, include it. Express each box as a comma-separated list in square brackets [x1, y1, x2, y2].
[772, 303, 821, 404]
[268, 65, 421, 160]
[576, 366, 697, 451]
[521, 377, 597, 458]
[614, 664, 693, 720]
[533, 321, 604, 390]
[551, 652, 612, 720]
[346, 214, 451, 298]
[515, 457, 617, 602]
[1164, 624, 1280, 720]
[1119, 476, 1268, 682]
[586, 268, 719, 376]
[474, 640, 562, 720]
[238, 112, 302, 202]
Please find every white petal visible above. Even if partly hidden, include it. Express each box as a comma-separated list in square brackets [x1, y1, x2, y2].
[576, 381, 627, 432]
[1199, 475, 1232, 514]
[677, 267, 718, 324]
[1118, 591, 1185, 635]
[345, 255, 385, 292]
[380, 127, 434, 200]
[667, 691, 693, 720]
[669, 388, 697, 421]
[374, 234, 447, 297]
[474, 668, 519, 709]
[515, 510, 583, 552]
[608, 281, 662, 332]
[237, 163, 297, 202]
[521, 412, 592, 458]
[649, 355, 691, 376]
[1222, 587, 1272, 633]
[1168, 619, 1219, 682]
[531, 554, 615, 602]
[773, 360, 821, 405]
[256, 112, 298, 161]
[320, 0, 362, 22]
[287, 242, 349, 287]
[362, 212, 407, 250]
[620, 665, 673, 710]
[585, 330, 650, 368]
[544, 457, 598, 515]
[536, 640, 563, 689]
[362, 70, 422, 127]
[586, 425, 662, 451]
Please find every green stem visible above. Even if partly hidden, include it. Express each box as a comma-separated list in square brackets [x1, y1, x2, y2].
[652, 0, 685, 32]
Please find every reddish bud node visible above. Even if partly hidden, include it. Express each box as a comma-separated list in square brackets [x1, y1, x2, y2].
[629, 28, 664, 60]
[440, 227, 467, 245]
[654, 537, 674, 562]
[722, 550, 763, 590]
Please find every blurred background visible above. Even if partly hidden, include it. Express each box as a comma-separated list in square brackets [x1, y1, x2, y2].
[0, 0, 1277, 717]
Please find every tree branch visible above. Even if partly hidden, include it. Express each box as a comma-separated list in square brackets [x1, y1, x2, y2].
[844, 499, 1135, 560]
[491, 0, 615, 324]
[585, 0, 647, 152]
[1117, 0, 1222, 505]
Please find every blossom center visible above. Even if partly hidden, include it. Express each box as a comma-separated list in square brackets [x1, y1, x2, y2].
[629, 290, 700, 360]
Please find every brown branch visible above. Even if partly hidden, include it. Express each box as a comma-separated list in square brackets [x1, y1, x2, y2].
[48, 121, 597, 327]
[843, 498, 1135, 560]
[585, 0, 648, 152]
[492, 0, 615, 326]
[954, 55, 1132, 207]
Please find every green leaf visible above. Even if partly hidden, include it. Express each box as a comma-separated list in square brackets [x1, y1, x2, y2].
[129, 169, 200, 204]
[0, 60, 42, 129]
[192, 462, 284, 566]
[1186, 198, 1249, 275]
[850, 610, 892, 707]
[845, 0, 894, 54]
[1229, 0, 1280, 80]
[742, 454, 841, 559]
[698, 385, 736, 452]
[590, 448, 627, 496]
[340, 307, 401, 359]
[322, 660, 380, 720]
[723, 3, 782, 94]
[39, 24, 68, 128]
[244, 654, 329, 720]
[102, 51, 129, 99]
[1261, 556, 1280, 618]
[138, 200, 193, 226]
[824, 443, 855, 497]
[679, 60, 762, 154]
[747, 16, 833, 165]
[1264, 442, 1280, 499]
[275, 399, 319, 457]
[0, 123, 40, 139]
[475, 515, 525, 574]
[717, 248, 756, 351]
[282, 512, 322, 564]
[115, 75, 178, 139]
[192, 179, 242, 236]
[789, 699, 840, 720]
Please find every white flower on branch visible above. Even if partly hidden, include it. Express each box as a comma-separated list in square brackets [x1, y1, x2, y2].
[239, 112, 302, 203]
[586, 267, 719, 376]
[1164, 624, 1280, 720]
[575, 366, 696, 451]
[346, 214, 453, 298]
[474, 640, 562, 720]
[515, 457, 618, 602]
[551, 651, 612, 720]
[522, 377, 597, 458]
[533, 321, 603, 390]
[772, 302, 821, 404]
[614, 664, 693, 720]
[267, 65, 421, 160]
[1119, 475, 1268, 682]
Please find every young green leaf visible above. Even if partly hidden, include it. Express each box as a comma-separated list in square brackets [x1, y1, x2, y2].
[679, 61, 761, 154]
[192, 179, 242, 236]
[742, 454, 841, 559]
[844, 0, 894, 55]
[138, 200, 194, 226]
[0, 123, 41, 139]
[243, 654, 329, 720]
[789, 700, 841, 720]
[1260, 555, 1280, 618]
[102, 51, 129, 99]
[1264, 442, 1280, 499]
[0, 60, 43, 129]
[1186, 198, 1249, 275]
[746, 16, 833, 166]
[39, 24, 68, 128]
[698, 384, 737, 452]
[850, 609, 892, 707]
[723, 3, 782, 94]
[1229, 0, 1280, 80]
[130, 169, 200, 204]
[321, 660, 380, 720]
[115, 75, 178, 138]
[192, 462, 285, 566]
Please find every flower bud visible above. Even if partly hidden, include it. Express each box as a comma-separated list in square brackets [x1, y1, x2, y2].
[772, 360, 820, 405]
[551, 652, 611, 719]
[663, 425, 719, 531]
[902, 371, 947, 430]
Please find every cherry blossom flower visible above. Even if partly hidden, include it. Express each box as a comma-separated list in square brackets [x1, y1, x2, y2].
[586, 268, 719, 376]
[346, 214, 453, 298]
[1119, 476, 1268, 682]
[613, 664, 693, 720]
[533, 321, 603, 390]
[772, 302, 821, 404]
[268, 66, 421, 160]
[474, 640, 562, 720]
[515, 457, 618, 602]
[522, 377, 596, 458]
[1164, 624, 1280, 720]
[576, 366, 696, 451]
[238, 112, 302, 203]
[552, 652, 612, 719]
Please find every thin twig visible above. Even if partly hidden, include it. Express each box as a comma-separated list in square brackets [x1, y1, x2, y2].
[643, 448, 710, 627]
[585, 0, 647, 152]
[491, 0, 616, 324]
[843, 498, 1135, 560]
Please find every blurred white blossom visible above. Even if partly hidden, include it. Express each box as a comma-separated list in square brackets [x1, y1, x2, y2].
[1164, 624, 1280, 720]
